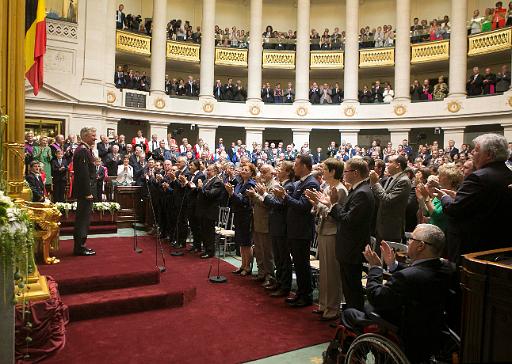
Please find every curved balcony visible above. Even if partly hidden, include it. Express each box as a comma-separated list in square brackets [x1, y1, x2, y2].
[411, 39, 449, 64]
[359, 47, 394, 68]
[215, 47, 248, 67]
[468, 27, 512, 56]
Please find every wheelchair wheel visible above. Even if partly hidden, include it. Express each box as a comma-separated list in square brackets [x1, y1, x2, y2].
[345, 333, 410, 364]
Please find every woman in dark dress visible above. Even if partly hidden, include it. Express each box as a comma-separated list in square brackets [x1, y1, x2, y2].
[225, 163, 256, 276]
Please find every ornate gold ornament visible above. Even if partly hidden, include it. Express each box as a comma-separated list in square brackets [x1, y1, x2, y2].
[154, 97, 166, 109]
[167, 41, 200, 62]
[359, 47, 395, 68]
[296, 106, 308, 116]
[215, 48, 248, 67]
[106, 90, 116, 104]
[249, 105, 260, 115]
[447, 100, 462, 113]
[262, 50, 296, 69]
[202, 102, 214, 113]
[411, 40, 449, 64]
[468, 27, 512, 56]
[508, 96, 512, 108]
[344, 106, 356, 117]
[310, 51, 344, 69]
[394, 104, 407, 116]
[116, 30, 151, 56]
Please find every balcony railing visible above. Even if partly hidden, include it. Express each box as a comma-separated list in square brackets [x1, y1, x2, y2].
[262, 50, 296, 69]
[310, 51, 344, 69]
[468, 27, 512, 56]
[215, 47, 248, 67]
[166, 40, 200, 62]
[116, 30, 151, 56]
[359, 47, 394, 68]
[411, 39, 449, 64]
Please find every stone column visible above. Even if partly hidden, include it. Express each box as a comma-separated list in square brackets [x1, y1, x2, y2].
[501, 123, 512, 142]
[103, 0, 117, 88]
[389, 128, 410, 149]
[292, 128, 311, 149]
[448, 0, 468, 98]
[150, 0, 167, 95]
[394, 0, 410, 103]
[150, 122, 170, 143]
[294, 0, 310, 104]
[339, 129, 360, 146]
[342, 0, 359, 103]
[443, 127, 465, 150]
[197, 125, 218, 150]
[245, 127, 264, 147]
[247, 0, 263, 102]
[199, 0, 216, 100]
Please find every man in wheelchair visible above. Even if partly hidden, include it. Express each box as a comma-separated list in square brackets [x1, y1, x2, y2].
[339, 224, 456, 363]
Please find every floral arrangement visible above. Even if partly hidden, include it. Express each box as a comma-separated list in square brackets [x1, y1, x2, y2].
[55, 201, 121, 214]
[0, 191, 35, 303]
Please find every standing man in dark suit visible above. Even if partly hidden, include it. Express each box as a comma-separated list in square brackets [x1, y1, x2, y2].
[312, 147, 323, 164]
[466, 66, 484, 96]
[183, 160, 206, 252]
[273, 155, 320, 307]
[51, 149, 68, 202]
[94, 157, 107, 202]
[371, 81, 384, 103]
[446, 139, 459, 159]
[369, 155, 411, 244]
[97, 135, 111, 163]
[115, 4, 126, 29]
[72, 127, 97, 256]
[196, 164, 227, 258]
[168, 156, 192, 248]
[25, 161, 45, 202]
[325, 158, 375, 310]
[440, 133, 512, 264]
[342, 224, 455, 363]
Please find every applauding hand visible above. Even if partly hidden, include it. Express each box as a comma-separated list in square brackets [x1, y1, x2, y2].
[363, 244, 382, 267]
[224, 182, 234, 196]
[273, 185, 285, 199]
[197, 179, 203, 189]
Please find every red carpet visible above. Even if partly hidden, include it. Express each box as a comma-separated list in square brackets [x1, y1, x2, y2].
[40, 236, 333, 364]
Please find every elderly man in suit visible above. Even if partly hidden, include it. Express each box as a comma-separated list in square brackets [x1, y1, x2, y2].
[247, 164, 280, 287]
[321, 158, 375, 310]
[273, 155, 320, 307]
[97, 135, 111, 163]
[369, 155, 412, 244]
[196, 164, 227, 258]
[342, 224, 455, 363]
[183, 160, 206, 252]
[440, 133, 512, 264]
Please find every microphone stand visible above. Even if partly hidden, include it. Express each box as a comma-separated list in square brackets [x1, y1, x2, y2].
[133, 221, 143, 253]
[146, 174, 166, 272]
[170, 176, 188, 257]
[208, 234, 227, 284]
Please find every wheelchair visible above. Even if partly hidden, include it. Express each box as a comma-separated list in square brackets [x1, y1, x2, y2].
[323, 310, 460, 364]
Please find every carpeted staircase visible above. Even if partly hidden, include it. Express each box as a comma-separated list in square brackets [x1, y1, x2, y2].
[59, 212, 118, 236]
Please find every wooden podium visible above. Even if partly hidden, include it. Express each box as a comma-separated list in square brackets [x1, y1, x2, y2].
[114, 185, 144, 227]
[461, 248, 512, 363]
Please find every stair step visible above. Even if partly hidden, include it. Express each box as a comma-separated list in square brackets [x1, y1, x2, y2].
[64, 285, 196, 321]
[60, 224, 117, 235]
[57, 269, 160, 295]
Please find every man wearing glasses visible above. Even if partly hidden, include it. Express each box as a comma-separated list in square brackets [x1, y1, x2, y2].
[341, 224, 455, 363]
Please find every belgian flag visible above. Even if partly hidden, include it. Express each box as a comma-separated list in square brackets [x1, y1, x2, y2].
[25, 0, 46, 96]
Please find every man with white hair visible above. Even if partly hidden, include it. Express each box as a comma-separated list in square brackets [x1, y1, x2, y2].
[341, 224, 455, 363]
[440, 133, 512, 263]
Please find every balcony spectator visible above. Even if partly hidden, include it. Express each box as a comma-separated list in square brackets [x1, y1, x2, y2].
[274, 83, 283, 103]
[320, 29, 331, 50]
[482, 67, 497, 94]
[433, 76, 448, 101]
[309, 82, 321, 104]
[410, 80, 422, 101]
[310, 29, 321, 50]
[116, 4, 125, 30]
[507, 2, 512, 26]
[421, 79, 433, 101]
[284, 82, 294, 103]
[374, 26, 384, 47]
[114, 66, 126, 89]
[467, 66, 484, 96]
[470, 10, 483, 34]
[493, 1, 507, 29]
[263, 25, 273, 49]
[371, 81, 384, 103]
[383, 84, 394, 103]
[411, 18, 424, 43]
[482, 8, 493, 32]
[233, 80, 247, 101]
[213, 79, 223, 100]
[176, 79, 186, 96]
[223, 78, 235, 100]
[320, 83, 332, 104]
[164, 75, 172, 95]
[384, 25, 394, 47]
[496, 64, 511, 92]
[359, 85, 372, 103]
[332, 82, 343, 104]
[331, 27, 342, 49]
[185, 75, 198, 97]
[261, 82, 274, 103]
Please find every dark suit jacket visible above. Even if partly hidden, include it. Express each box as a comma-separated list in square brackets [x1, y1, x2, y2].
[51, 158, 68, 183]
[97, 142, 111, 161]
[196, 176, 227, 220]
[467, 74, 483, 96]
[25, 173, 45, 202]
[186, 171, 206, 214]
[330, 181, 375, 264]
[366, 259, 455, 362]
[441, 161, 512, 263]
[285, 174, 320, 240]
[72, 144, 96, 199]
[104, 153, 122, 176]
[263, 180, 294, 237]
[371, 86, 384, 102]
[171, 167, 192, 208]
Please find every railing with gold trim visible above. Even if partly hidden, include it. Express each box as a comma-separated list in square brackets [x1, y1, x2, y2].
[116, 30, 151, 56]
[166, 41, 200, 63]
[215, 47, 248, 67]
[359, 47, 394, 68]
[468, 27, 512, 56]
[262, 50, 295, 69]
[310, 51, 344, 69]
[411, 39, 449, 64]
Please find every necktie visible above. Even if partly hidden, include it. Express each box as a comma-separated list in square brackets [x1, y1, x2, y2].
[384, 177, 393, 190]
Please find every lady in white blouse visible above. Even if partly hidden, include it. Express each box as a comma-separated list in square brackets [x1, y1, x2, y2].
[116, 156, 133, 185]
[383, 84, 394, 103]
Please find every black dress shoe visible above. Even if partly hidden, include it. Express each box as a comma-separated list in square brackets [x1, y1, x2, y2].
[270, 289, 290, 297]
[264, 283, 279, 291]
[252, 276, 266, 282]
[288, 297, 313, 308]
[285, 294, 299, 303]
[200, 254, 213, 259]
[232, 267, 244, 274]
[74, 248, 96, 256]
